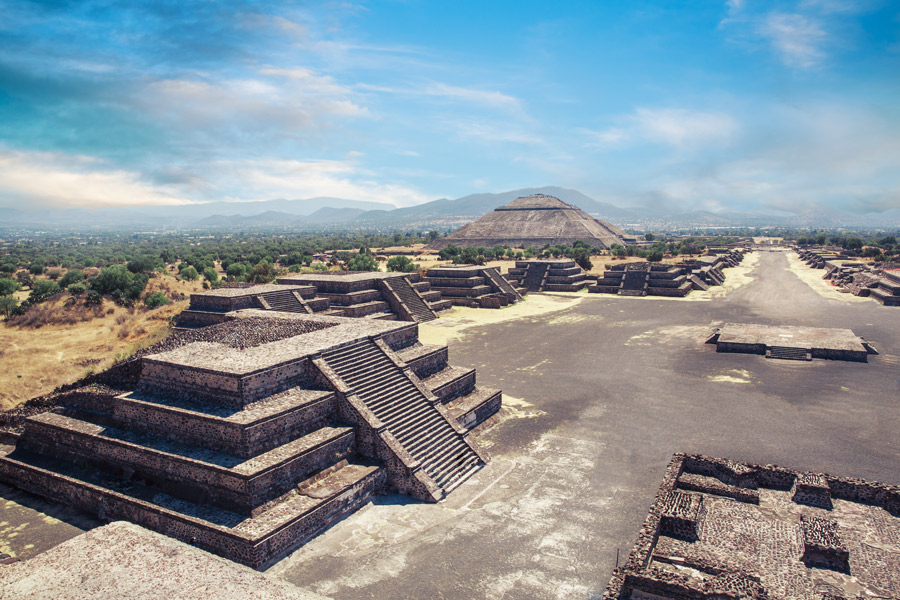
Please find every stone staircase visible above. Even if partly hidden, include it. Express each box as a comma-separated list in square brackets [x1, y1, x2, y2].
[482, 267, 523, 302]
[522, 262, 551, 292]
[256, 289, 311, 314]
[619, 269, 649, 296]
[766, 346, 811, 361]
[381, 277, 437, 322]
[322, 340, 481, 493]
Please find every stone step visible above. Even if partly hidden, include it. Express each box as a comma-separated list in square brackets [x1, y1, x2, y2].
[767, 346, 811, 361]
[60, 387, 337, 459]
[444, 388, 502, 431]
[396, 344, 449, 379]
[423, 366, 476, 403]
[18, 412, 355, 515]
[0, 448, 383, 569]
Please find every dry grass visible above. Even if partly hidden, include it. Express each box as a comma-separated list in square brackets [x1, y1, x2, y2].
[0, 273, 203, 410]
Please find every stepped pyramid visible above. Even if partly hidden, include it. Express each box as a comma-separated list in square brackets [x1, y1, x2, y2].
[426, 194, 630, 251]
[0, 312, 501, 568]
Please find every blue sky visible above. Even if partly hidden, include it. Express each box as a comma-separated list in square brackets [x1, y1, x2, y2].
[1, 0, 898, 214]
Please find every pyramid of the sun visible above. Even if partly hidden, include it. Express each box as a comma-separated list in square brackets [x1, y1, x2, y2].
[426, 194, 630, 250]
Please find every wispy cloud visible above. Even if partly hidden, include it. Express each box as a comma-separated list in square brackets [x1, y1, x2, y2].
[759, 12, 828, 69]
[583, 108, 738, 150]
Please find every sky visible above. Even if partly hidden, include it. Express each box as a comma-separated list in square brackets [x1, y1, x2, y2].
[1, 0, 899, 215]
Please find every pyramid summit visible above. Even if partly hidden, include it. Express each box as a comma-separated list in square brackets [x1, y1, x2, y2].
[426, 194, 632, 250]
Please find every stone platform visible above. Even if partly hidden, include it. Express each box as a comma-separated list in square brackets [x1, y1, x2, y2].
[423, 265, 523, 308]
[0, 521, 323, 600]
[505, 259, 591, 293]
[708, 323, 873, 362]
[0, 311, 501, 569]
[603, 453, 900, 600]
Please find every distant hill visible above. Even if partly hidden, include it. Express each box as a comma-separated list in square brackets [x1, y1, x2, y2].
[3, 187, 900, 231]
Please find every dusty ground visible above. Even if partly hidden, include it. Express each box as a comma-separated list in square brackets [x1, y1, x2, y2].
[0, 273, 202, 410]
[3, 250, 899, 599]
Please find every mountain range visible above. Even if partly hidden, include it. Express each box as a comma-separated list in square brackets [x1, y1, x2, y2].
[2, 187, 899, 231]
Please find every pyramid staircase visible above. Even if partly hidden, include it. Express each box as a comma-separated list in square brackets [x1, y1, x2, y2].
[321, 340, 482, 495]
[379, 277, 438, 323]
[255, 289, 312, 314]
[522, 262, 551, 292]
[619, 268, 649, 296]
[483, 267, 523, 302]
[766, 346, 811, 361]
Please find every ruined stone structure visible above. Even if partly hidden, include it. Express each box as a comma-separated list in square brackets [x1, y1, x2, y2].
[604, 453, 900, 600]
[278, 272, 451, 322]
[176, 284, 331, 329]
[589, 250, 746, 298]
[426, 194, 632, 251]
[707, 323, 874, 362]
[798, 249, 900, 307]
[504, 259, 591, 292]
[422, 265, 524, 308]
[590, 263, 694, 297]
[0, 311, 500, 569]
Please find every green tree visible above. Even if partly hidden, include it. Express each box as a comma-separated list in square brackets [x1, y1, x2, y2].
[386, 255, 418, 272]
[202, 267, 219, 283]
[226, 263, 247, 281]
[127, 254, 163, 273]
[180, 266, 199, 281]
[644, 233, 655, 241]
[29, 280, 61, 303]
[59, 269, 85, 288]
[248, 262, 276, 283]
[0, 278, 20, 296]
[91, 265, 149, 303]
[0, 295, 19, 318]
[347, 253, 378, 271]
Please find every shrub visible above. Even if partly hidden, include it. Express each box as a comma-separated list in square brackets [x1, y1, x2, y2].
[202, 267, 219, 283]
[144, 291, 170, 308]
[127, 254, 164, 274]
[67, 283, 87, 295]
[46, 268, 62, 280]
[0, 277, 20, 296]
[386, 255, 418, 273]
[180, 266, 199, 281]
[646, 250, 664, 262]
[59, 269, 86, 288]
[29, 280, 61, 303]
[0, 263, 16, 274]
[91, 265, 149, 304]
[574, 251, 593, 271]
[29, 262, 45, 275]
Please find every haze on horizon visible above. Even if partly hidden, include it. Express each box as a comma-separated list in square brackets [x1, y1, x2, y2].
[1, 1, 898, 217]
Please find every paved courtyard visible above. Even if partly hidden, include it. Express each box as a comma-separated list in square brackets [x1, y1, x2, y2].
[3, 250, 899, 599]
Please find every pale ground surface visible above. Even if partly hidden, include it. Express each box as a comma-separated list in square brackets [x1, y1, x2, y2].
[784, 252, 871, 304]
[3, 250, 900, 600]
[0, 274, 203, 410]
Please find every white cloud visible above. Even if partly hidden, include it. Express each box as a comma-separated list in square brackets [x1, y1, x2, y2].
[759, 13, 827, 69]
[582, 108, 738, 150]
[358, 82, 525, 117]
[211, 158, 431, 207]
[0, 150, 191, 209]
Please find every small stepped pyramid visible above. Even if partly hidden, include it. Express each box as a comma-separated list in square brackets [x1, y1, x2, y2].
[322, 340, 482, 494]
[380, 277, 438, 322]
[0, 312, 500, 567]
[422, 266, 521, 308]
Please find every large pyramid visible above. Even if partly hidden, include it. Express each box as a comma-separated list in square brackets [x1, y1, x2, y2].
[426, 194, 630, 250]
